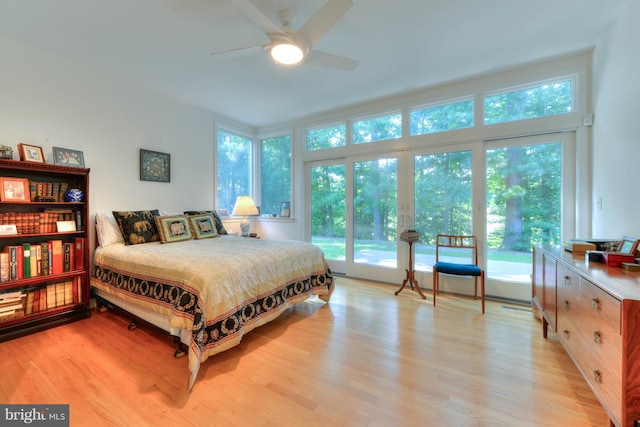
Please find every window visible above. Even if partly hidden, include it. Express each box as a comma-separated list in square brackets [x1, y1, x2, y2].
[484, 79, 573, 125]
[260, 135, 291, 216]
[486, 141, 563, 283]
[310, 164, 346, 261]
[353, 113, 402, 144]
[217, 130, 252, 211]
[306, 124, 346, 150]
[410, 100, 474, 136]
[414, 150, 473, 247]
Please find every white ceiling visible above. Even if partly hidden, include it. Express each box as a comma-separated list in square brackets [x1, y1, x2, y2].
[0, 0, 629, 128]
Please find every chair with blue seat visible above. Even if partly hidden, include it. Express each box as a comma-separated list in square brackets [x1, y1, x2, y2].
[432, 234, 485, 313]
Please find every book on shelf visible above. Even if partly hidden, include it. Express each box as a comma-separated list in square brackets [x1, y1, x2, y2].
[0, 252, 9, 282]
[22, 243, 31, 278]
[55, 282, 65, 307]
[41, 242, 50, 276]
[63, 280, 73, 305]
[74, 237, 84, 270]
[25, 289, 35, 315]
[33, 244, 41, 276]
[49, 240, 63, 275]
[46, 284, 56, 310]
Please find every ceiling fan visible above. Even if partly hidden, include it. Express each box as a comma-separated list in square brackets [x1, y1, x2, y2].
[214, 0, 358, 70]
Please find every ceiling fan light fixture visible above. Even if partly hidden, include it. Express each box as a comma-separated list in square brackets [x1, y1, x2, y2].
[270, 43, 304, 65]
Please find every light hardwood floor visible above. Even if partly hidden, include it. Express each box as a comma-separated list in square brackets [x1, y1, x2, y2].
[0, 277, 609, 426]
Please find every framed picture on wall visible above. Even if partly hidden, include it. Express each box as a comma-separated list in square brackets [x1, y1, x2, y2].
[140, 149, 170, 183]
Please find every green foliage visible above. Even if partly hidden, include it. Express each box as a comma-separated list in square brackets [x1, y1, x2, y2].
[414, 151, 473, 245]
[484, 80, 572, 125]
[306, 124, 346, 150]
[353, 159, 397, 241]
[260, 136, 290, 215]
[217, 130, 251, 211]
[410, 100, 474, 135]
[353, 114, 402, 144]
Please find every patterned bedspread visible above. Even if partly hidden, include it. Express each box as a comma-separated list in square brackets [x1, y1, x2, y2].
[90, 236, 334, 390]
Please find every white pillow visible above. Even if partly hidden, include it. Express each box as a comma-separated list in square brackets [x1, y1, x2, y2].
[96, 211, 125, 247]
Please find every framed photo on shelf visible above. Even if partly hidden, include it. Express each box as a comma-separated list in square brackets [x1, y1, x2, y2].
[617, 236, 639, 255]
[140, 149, 170, 183]
[18, 143, 45, 163]
[0, 177, 30, 202]
[279, 201, 290, 217]
[53, 147, 85, 167]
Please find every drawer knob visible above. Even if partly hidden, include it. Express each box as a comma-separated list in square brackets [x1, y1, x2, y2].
[563, 330, 570, 339]
[592, 297, 600, 310]
[593, 330, 602, 343]
[563, 300, 570, 310]
[593, 369, 602, 383]
[563, 275, 571, 285]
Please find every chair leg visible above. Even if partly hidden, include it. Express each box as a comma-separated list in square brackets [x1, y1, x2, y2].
[480, 271, 485, 314]
[474, 277, 478, 300]
[432, 270, 437, 306]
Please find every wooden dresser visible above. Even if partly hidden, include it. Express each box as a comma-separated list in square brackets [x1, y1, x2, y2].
[532, 245, 640, 427]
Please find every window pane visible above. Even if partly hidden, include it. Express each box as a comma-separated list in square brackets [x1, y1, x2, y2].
[306, 124, 346, 150]
[353, 114, 402, 144]
[410, 100, 473, 136]
[484, 80, 572, 124]
[217, 130, 251, 211]
[413, 151, 473, 271]
[311, 165, 346, 261]
[486, 142, 562, 282]
[353, 158, 397, 268]
[260, 135, 291, 216]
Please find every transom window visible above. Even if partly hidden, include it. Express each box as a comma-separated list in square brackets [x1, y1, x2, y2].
[410, 100, 474, 136]
[484, 79, 573, 125]
[353, 113, 401, 144]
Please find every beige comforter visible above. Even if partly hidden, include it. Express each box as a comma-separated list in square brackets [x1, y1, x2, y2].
[91, 236, 334, 390]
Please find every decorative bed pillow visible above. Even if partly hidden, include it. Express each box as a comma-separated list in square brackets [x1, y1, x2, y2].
[186, 214, 219, 239]
[184, 210, 227, 235]
[96, 211, 125, 247]
[112, 209, 160, 245]
[155, 215, 193, 243]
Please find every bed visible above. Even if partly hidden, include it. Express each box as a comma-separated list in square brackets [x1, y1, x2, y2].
[90, 210, 334, 390]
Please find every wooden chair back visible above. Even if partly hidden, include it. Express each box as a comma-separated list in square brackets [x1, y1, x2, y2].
[435, 234, 479, 266]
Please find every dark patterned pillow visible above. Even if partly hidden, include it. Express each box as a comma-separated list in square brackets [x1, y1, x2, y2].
[112, 209, 161, 245]
[183, 210, 227, 235]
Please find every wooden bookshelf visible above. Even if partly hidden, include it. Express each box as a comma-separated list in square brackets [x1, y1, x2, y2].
[0, 159, 90, 342]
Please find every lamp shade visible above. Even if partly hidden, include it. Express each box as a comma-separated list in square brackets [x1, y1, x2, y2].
[232, 196, 259, 216]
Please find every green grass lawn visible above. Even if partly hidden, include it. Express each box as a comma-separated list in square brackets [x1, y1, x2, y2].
[311, 237, 532, 262]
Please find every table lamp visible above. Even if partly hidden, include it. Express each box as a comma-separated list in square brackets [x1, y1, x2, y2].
[232, 196, 259, 237]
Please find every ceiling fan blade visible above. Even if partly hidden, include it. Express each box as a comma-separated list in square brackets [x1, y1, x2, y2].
[229, 0, 283, 35]
[305, 50, 358, 70]
[211, 44, 264, 58]
[298, 0, 353, 47]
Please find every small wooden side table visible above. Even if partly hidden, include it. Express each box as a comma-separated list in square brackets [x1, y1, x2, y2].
[395, 240, 426, 299]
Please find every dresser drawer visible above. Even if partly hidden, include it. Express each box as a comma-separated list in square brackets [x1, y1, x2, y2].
[558, 318, 622, 423]
[578, 277, 621, 335]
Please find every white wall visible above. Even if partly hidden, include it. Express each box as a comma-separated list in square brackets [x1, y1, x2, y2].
[0, 35, 218, 245]
[591, 1, 640, 237]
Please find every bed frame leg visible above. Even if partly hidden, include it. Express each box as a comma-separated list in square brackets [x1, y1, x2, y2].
[173, 336, 187, 359]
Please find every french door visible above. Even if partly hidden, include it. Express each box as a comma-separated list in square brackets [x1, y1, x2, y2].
[308, 132, 574, 302]
[308, 153, 407, 283]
